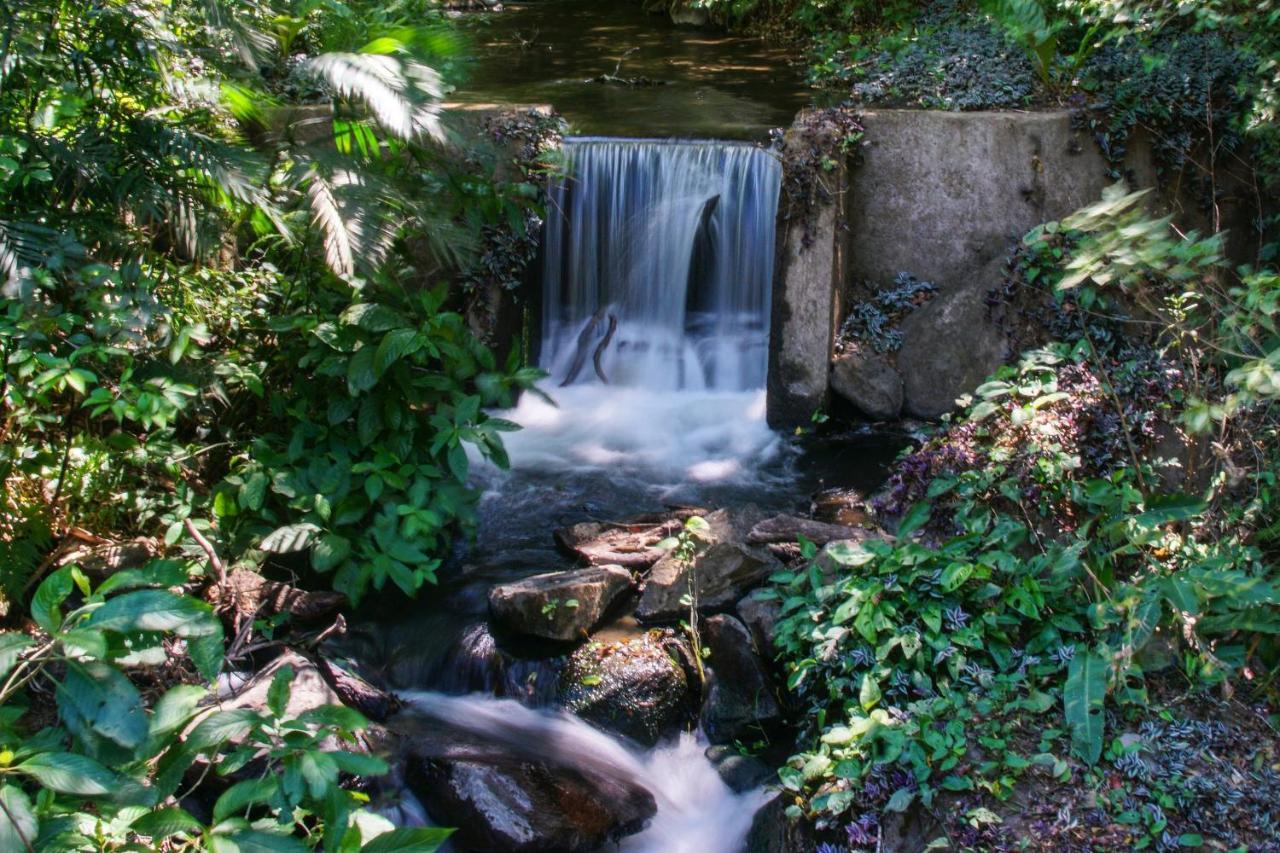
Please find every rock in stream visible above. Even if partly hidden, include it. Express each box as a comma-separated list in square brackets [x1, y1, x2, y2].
[635, 507, 781, 622]
[488, 565, 633, 642]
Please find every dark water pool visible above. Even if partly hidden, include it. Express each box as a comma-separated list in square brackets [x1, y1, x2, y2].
[447, 0, 813, 139]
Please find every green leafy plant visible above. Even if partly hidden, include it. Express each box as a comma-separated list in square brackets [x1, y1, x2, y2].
[658, 516, 713, 683]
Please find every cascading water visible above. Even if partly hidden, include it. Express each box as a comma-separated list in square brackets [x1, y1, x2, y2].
[493, 137, 785, 483]
[406, 138, 792, 852]
[542, 138, 780, 392]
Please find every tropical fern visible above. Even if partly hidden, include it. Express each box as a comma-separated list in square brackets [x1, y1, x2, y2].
[301, 50, 445, 142]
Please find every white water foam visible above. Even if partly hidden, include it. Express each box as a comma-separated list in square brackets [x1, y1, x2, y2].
[489, 384, 780, 484]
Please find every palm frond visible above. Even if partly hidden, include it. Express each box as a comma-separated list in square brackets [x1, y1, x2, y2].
[298, 157, 400, 279]
[0, 221, 83, 295]
[199, 0, 275, 70]
[305, 166, 357, 278]
[301, 51, 445, 142]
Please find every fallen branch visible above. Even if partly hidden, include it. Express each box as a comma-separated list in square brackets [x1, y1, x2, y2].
[184, 518, 227, 586]
[592, 313, 618, 383]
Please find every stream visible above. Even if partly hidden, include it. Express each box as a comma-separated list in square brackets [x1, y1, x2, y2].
[340, 5, 908, 850]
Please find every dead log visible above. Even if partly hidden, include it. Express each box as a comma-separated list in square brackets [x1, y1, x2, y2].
[207, 570, 346, 625]
[313, 655, 401, 723]
[746, 514, 884, 548]
[592, 313, 618, 383]
[560, 307, 605, 387]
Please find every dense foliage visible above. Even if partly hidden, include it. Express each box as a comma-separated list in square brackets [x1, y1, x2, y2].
[0, 0, 556, 846]
[768, 182, 1280, 847]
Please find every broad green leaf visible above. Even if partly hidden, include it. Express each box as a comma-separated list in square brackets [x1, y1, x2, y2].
[1131, 493, 1206, 527]
[149, 684, 208, 742]
[896, 501, 932, 538]
[267, 666, 293, 719]
[211, 826, 309, 852]
[329, 751, 388, 776]
[188, 629, 226, 681]
[374, 328, 422, 376]
[262, 523, 321, 554]
[312, 534, 352, 573]
[130, 807, 202, 839]
[95, 560, 190, 597]
[56, 661, 148, 755]
[361, 827, 454, 852]
[1064, 651, 1108, 764]
[1198, 607, 1280, 634]
[347, 346, 378, 394]
[341, 303, 408, 333]
[213, 778, 278, 823]
[0, 785, 37, 852]
[859, 673, 881, 711]
[821, 541, 876, 568]
[239, 472, 268, 512]
[447, 443, 469, 484]
[885, 787, 916, 812]
[17, 752, 116, 796]
[940, 562, 974, 592]
[32, 567, 73, 633]
[0, 634, 34, 681]
[85, 590, 220, 637]
[186, 709, 261, 751]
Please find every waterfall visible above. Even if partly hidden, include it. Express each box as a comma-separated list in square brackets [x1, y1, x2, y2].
[542, 138, 782, 392]
[486, 138, 785, 484]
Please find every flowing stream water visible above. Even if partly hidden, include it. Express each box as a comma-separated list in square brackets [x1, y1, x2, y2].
[400, 693, 771, 853]
[347, 23, 906, 848]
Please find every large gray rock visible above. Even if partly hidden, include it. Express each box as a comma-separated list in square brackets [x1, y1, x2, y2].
[635, 508, 780, 623]
[488, 566, 632, 642]
[897, 286, 1007, 419]
[415, 759, 655, 852]
[558, 635, 691, 746]
[553, 513, 691, 570]
[700, 615, 782, 745]
[830, 351, 904, 421]
[668, 0, 709, 25]
[218, 650, 341, 719]
[746, 793, 814, 853]
[736, 591, 782, 657]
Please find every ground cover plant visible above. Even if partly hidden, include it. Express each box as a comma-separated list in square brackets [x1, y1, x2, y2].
[766, 181, 1280, 848]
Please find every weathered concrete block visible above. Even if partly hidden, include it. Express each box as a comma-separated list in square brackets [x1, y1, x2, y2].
[840, 109, 1155, 418]
[847, 109, 1152, 296]
[830, 350, 904, 420]
[767, 113, 848, 429]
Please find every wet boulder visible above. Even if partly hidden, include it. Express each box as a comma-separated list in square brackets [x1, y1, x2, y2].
[415, 759, 655, 852]
[217, 650, 342, 720]
[635, 507, 780, 623]
[558, 634, 692, 746]
[700, 615, 782, 745]
[706, 745, 775, 793]
[830, 351, 904, 421]
[553, 509, 702, 570]
[736, 590, 782, 656]
[746, 792, 815, 853]
[488, 566, 633, 642]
